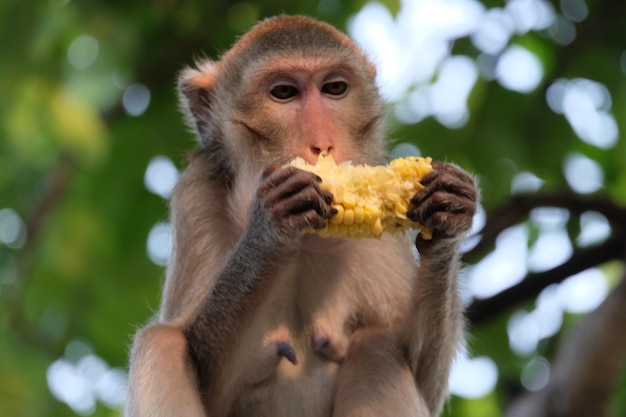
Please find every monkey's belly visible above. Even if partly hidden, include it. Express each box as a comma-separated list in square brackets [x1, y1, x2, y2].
[234, 350, 339, 417]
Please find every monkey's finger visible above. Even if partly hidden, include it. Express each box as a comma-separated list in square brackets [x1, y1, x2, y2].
[416, 167, 476, 200]
[261, 167, 317, 192]
[289, 210, 329, 231]
[259, 171, 336, 231]
[268, 183, 337, 231]
[411, 165, 476, 208]
[420, 162, 472, 184]
[418, 161, 444, 185]
[259, 167, 322, 203]
[284, 186, 338, 220]
[411, 181, 476, 211]
[318, 186, 334, 206]
[409, 191, 476, 221]
[408, 192, 475, 236]
[282, 178, 336, 219]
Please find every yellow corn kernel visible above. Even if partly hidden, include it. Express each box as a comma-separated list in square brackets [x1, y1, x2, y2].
[287, 154, 434, 239]
[354, 206, 365, 224]
[330, 205, 344, 224]
[343, 192, 357, 209]
[337, 223, 349, 236]
[343, 208, 355, 225]
[372, 218, 384, 236]
[364, 207, 381, 224]
[394, 201, 408, 217]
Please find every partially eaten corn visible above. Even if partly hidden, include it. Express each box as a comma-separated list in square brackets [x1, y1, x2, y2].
[288, 154, 433, 239]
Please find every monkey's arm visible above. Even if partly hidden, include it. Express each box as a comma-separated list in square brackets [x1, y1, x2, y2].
[127, 154, 235, 417]
[185, 164, 335, 371]
[403, 162, 478, 415]
[126, 155, 236, 417]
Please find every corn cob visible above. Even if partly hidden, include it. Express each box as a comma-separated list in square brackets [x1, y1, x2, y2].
[287, 154, 434, 239]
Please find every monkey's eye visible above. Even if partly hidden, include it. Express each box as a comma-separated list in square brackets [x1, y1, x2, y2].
[270, 85, 299, 100]
[322, 81, 348, 96]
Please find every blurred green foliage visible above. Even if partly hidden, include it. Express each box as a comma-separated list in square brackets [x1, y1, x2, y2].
[0, 0, 624, 416]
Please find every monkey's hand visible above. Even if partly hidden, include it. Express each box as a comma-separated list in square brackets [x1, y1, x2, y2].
[407, 162, 477, 250]
[251, 166, 337, 244]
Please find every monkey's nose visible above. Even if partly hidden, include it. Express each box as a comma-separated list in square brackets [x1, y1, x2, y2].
[310, 145, 334, 156]
[307, 146, 334, 164]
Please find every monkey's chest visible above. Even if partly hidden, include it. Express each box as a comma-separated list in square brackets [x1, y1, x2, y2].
[229, 292, 358, 415]
[231, 292, 409, 416]
[232, 307, 348, 416]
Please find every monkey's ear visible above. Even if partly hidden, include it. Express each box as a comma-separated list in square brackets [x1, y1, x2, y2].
[177, 59, 218, 145]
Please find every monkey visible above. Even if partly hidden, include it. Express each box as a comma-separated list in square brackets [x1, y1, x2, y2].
[125, 15, 478, 417]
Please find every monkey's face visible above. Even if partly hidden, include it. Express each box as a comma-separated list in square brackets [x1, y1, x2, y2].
[227, 53, 386, 168]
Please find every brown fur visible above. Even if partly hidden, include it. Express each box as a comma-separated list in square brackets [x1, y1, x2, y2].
[126, 15, 477, 417]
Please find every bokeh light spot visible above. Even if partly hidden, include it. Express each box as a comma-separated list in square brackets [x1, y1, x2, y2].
[549, 15, 576, 45]
[563, 153, 604, 194]
[0, 208, 27, 249]
[471, 8, 514, 54]
[469, 225, 528, 299]
[511, 171, 544, 194]
[547, 78, 618, 148]
[145, 156, 180, 199]
[577, 211, 611, 247]
[505, 0, 555, 33]
[449, 354, 499, 398]
[560, 0, 588, 22]
[521, 356, 551, 391]
[496, 45, 543, 93]
[47, 339, 128, 414]
[147, 222, 172, 266]
[558, 268, 608, 313]
[122, 83, 151, 117]
[67, 35, 99, 70]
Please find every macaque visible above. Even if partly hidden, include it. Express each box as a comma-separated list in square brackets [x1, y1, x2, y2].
[126, 15, 478, 417]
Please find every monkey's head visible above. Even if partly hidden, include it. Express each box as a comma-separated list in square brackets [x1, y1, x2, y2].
[178, 15, 386, 177]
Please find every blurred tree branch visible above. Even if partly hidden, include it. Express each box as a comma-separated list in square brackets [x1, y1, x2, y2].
[464, 192, 626, 325]
[464, 192, 626, 263]
[464, 190, 626, 415]
[6, 152, 76, 358]
[466, 233, 624, 325]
